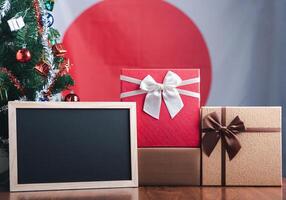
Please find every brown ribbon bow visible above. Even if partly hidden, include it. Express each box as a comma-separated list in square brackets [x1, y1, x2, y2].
[202, 112, 246, 160]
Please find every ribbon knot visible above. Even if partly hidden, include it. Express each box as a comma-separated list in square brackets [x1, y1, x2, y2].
[158, 83, 164, 90]
[202, 112, 245, 160]
[219, 126, 227, 132]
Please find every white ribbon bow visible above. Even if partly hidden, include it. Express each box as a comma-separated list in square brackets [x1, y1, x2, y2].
[120, 71, 200, 119]
[140, 71, 184, 119]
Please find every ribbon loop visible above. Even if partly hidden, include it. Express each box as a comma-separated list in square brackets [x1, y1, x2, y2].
[140, 75, 160, 92]
[202, 111, 245, 160]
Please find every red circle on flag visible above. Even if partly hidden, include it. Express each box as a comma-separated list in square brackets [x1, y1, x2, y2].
[63, 0, 212, 105]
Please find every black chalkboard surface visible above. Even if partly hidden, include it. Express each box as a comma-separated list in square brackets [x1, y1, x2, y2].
[9, 102, 138, 192]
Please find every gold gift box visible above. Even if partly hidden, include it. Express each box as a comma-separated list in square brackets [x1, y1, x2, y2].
[201, 107, 282, 186]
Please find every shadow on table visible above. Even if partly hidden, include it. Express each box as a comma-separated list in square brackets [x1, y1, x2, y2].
[8, 188, 138, 200]
[3, 186, 283, 200]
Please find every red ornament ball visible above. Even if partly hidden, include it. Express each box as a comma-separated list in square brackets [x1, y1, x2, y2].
[16, 48, 31, 63]
[64, 92, 80, 102]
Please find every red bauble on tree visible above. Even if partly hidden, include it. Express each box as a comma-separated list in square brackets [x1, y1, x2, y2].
[64, 91, 80, 102]
[16, 48, 31, 63]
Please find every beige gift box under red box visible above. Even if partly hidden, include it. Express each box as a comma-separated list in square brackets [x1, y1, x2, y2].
[138, 148, 200, 186]
[201, 107, 282, 186]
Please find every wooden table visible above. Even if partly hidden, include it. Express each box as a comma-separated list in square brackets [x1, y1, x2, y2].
[0, 180, 284, 200]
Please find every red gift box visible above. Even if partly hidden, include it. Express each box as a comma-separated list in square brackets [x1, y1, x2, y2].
[120, 69, 200, 147]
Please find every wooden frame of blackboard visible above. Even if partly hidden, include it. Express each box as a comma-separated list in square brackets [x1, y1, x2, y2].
[8, 101, 138, 192]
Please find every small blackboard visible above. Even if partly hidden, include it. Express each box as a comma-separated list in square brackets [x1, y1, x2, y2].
[8, 102, 138, 192]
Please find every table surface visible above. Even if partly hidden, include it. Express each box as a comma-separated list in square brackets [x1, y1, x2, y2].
[0, 180, 285, 200]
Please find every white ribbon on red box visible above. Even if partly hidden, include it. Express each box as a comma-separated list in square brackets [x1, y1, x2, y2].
[120, 71, 200, 119]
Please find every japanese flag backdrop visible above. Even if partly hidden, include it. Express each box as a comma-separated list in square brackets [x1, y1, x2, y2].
[54, 0, 286, 174]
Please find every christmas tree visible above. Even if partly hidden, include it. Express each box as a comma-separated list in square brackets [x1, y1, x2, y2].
[0, 0, 74, 147]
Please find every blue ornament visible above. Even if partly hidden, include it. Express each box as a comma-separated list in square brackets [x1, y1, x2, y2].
[39, 96, 49, 101]
[42, 13, 54, 27]
[46, 13, 54, 27]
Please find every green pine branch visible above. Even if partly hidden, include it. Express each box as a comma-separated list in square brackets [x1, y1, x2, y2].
[0, 0, 74, 141]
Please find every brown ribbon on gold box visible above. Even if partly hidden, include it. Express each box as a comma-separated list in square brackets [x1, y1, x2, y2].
[202, 107, 281, 186]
